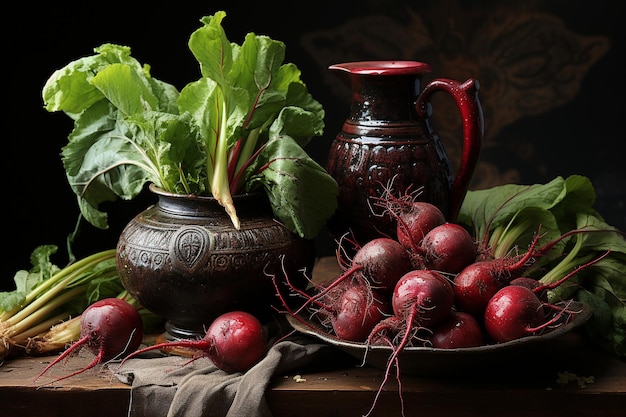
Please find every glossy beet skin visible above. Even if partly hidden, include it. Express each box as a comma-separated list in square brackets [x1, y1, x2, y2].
[483, 285, 546, 343]
[391, 270, 455, 328]
[420, 223, 477, 274]
[121, 310, 267, 374]
[81, 298, 144, 360]
[331, 283, 390, 342]
[352, 237, 413, 292]
[452, 260, 507, 318]
[204, 311, 267, 373]
[34, 298, 144, 384]
[452, 239, 541, 319]
[429, 310, 484, 349]
[396, 201, 446, 250]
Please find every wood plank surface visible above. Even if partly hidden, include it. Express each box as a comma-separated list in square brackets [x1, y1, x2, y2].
[1, 257, 624, 417]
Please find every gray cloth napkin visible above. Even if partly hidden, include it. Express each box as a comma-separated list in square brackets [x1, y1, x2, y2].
[112, 337, 336, 417]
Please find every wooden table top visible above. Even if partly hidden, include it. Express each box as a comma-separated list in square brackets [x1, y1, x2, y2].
[1, 257, 625, 417]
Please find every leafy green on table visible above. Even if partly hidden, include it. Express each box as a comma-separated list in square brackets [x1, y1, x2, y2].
[41, 10, 337, 239]
[458, 175, 626, 356]
[0, 246, 160, 360]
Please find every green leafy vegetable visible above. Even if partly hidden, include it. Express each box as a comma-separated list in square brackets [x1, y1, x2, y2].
[0, 247, 162, 360]
[0, 247, 122, 360]
[42, 11, 337, 239]
[458, 175, 626, 356]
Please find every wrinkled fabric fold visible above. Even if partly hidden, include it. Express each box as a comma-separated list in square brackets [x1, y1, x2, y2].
[113, 338, 335, 417]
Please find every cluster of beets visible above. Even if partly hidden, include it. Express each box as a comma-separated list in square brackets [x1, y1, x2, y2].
[279, 200, 582, 352]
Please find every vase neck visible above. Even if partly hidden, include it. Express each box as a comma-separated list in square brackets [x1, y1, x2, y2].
[152, 188, 271, 218]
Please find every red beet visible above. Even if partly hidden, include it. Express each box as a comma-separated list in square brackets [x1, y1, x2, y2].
[364, 269, 455, 417]
[395, 202, 446, 251]
[368, 182, 445, 249]
[278, 272, 392, 343]
[420, 223, 477, 274]
[484, 249, 612, 343]
[351, 237, 413, 292]
[296, 237, 412, 317]
[483, 285, 548, 343]
[391, 270, 455, 327]
[367, 269, 456, 349]
[331, 282, 390, 342]
[452, 232, 544, 317]
[34, 298, 144, 384]
[452, 260, 507, 318]
[429, 310, 484, 349]
[121, 311, 267, 374]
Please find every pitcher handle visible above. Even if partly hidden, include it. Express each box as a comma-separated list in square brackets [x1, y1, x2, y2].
[415, 78, 484, 221]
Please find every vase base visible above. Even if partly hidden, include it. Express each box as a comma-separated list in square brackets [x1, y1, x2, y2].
[155, 322, 205, 357]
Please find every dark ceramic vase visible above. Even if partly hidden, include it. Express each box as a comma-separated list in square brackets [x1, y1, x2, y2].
[116, 184, 314, 341]
[325, 61, 484, 245]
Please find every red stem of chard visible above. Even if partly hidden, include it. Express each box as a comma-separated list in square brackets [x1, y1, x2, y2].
[230, 142, 267, 195]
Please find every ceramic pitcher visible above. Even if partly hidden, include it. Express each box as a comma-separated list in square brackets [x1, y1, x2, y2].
[325, 61, 483, 245]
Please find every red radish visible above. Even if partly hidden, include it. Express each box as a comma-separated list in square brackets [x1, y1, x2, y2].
[121, 311, 267, 374]
[420, 222, 477, 274]
[428, 310, 484, 349]
[34, 298, 143, 384]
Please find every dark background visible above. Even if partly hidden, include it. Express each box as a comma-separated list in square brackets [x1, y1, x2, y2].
[3, 1, 623, 290]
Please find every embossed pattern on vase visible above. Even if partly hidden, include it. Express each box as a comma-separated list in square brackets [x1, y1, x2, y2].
[116, 188, 313, 339]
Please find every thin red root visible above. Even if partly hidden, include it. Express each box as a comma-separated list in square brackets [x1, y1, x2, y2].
[534, 249, 611, 293]
[32, 335, 89, 384]
[505, 225, 545, 273]
[120, 339, 210, 368]
[269, 269, 329, 334]
[291, 266, 364, 316]
[33, 336, 103, 386]
[527, 299, 578, 334]
[335, 231, 360, 270]
[363, 304, 420, 417]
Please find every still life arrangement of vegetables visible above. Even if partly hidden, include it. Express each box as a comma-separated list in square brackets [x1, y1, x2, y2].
[0, 8, 625, 417]
[274, 174, 625, 416]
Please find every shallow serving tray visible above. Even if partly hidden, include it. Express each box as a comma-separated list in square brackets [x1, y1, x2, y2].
[286, 301, 593, 376]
